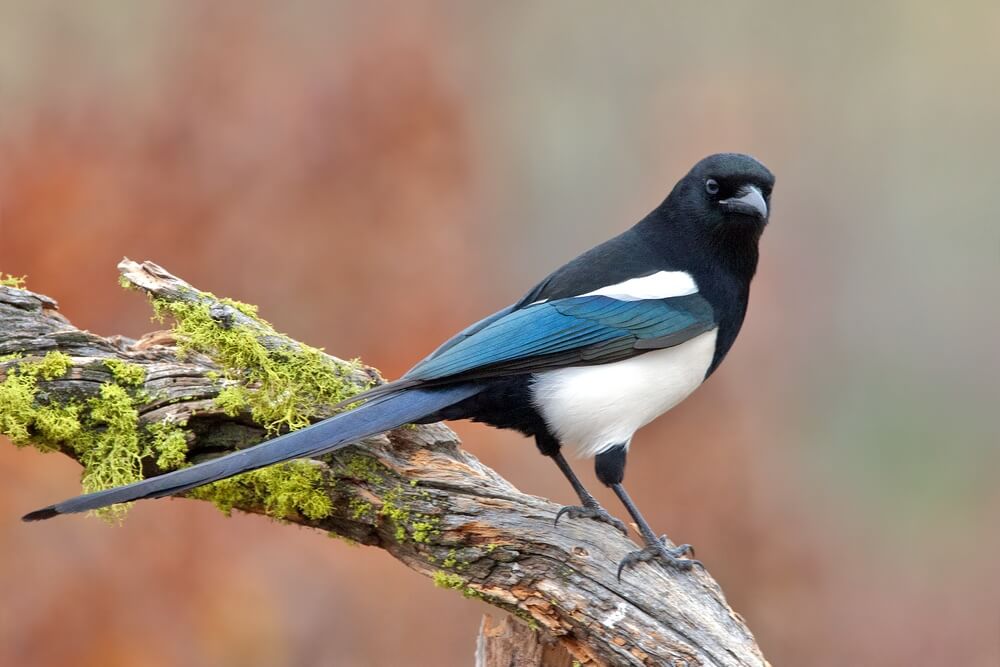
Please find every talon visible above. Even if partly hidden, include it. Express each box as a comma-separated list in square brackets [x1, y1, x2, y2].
[616, 542, 702, 581]
[668, 543, 695, 558]
[554, 505, 574, 526]
[554, 504, 628, 536]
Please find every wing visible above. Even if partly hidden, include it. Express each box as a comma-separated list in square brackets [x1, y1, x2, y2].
[402, 292, 716, 383]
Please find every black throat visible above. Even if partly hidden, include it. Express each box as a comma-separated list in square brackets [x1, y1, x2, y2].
[635, 204, 762, 375]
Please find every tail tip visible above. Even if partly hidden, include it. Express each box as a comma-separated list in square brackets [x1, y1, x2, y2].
[22, 506, 60, 522]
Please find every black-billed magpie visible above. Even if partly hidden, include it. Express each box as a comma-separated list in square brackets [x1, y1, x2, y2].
[23, 153, 774, 575]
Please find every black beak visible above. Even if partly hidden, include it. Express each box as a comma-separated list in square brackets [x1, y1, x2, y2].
[719, 185, 768, 220]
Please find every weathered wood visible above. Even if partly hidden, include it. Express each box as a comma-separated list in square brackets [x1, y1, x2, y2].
[0, 260, 769, 667]
[476, 614, 575, 667]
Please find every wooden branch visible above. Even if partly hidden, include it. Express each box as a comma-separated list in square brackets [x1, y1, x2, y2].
[0, 260, 769, 667]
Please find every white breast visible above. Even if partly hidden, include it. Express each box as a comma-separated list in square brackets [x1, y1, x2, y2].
[530, 328, 718, 458]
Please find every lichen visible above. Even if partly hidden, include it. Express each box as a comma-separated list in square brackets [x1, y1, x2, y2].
[433, 571, 466, 590]
[349, 497, 374, 521]
[188, 460, 333, 520]
[0, 273, 27, 289]
[0, 362, 43, 444]
[342, 453, 388, 485]
[146, 294, 365, 435]
[3, 275, 372, 526]
[103, 359, 146, 387]
[145, 419, 189, 471]
[76, 383, 144, 520]
[411, 518, 440, 543]
[30, 351, 72, 381]
[0, 352, 73, 445]
[0, 351, 193, 521]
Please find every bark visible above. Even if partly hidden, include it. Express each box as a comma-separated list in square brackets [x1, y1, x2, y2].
[0, 260, 769, 667]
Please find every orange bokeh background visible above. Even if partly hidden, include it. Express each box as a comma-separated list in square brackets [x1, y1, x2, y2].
[2, 4, 997, 665]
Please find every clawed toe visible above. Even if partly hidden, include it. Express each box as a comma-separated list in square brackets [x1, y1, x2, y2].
[555, 504, 629, 536]
[616, 541, 703, 581]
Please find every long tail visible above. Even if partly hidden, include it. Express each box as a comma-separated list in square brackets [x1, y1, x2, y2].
[23, 383, 481, 521]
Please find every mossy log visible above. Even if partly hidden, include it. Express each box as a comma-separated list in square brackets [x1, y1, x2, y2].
[0, 260, 769, 667]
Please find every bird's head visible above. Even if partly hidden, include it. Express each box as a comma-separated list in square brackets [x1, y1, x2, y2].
[670, 153, 775, 235]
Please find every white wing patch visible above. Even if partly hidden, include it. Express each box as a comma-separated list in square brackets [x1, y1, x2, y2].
[579, 271, 697, 301]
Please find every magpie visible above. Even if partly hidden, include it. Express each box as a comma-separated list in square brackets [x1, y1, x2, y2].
[23, 153, 774, 576]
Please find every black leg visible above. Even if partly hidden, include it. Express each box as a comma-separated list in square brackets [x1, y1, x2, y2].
[535, 434, 627, 536]
[595, 444, 700, 579]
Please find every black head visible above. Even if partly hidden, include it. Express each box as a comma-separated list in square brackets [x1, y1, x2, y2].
[676, 153, 774, 230]
[641, 153, 775, 279]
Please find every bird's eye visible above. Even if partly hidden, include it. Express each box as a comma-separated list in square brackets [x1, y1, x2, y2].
[705, 179, 720, 195]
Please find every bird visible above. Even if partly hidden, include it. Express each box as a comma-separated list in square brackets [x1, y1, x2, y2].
[23, 153, 774, 576]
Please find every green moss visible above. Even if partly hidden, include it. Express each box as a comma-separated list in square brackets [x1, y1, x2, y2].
[145, 419, 189, 470]
[189, 460, 333, 520]
[0, 365, 40, 444]
[336, 454, 441, 543]
[0, 352, 73, 445]
[349, 497, 374, 520]
[442, 549, 459, 569]
[34, 403, 83, 444]
[214, 385, 249, 416]
[147, 296, 364, 435]
[0, 273, 27, 289]
[104, 359, 146, 387]
[411, 518, 440, 544]
[433, 571, 466, 590]
[342, 453, 387, 485]
[0, 352, 199, 521]
[76, 383, 144, 520]
[27, 351, 72, 381]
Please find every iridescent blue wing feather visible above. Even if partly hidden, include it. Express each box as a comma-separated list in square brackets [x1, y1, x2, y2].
[403, 293, 716, 382]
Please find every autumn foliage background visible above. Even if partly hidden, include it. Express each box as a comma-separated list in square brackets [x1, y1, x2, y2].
[1, 3, 998, 666]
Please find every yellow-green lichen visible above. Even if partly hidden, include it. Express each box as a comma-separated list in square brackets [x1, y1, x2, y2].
[0, 273, 27, 289]
[349, 497, 374, 521]
[433, 571, 466, 591]
[103, 359, 146, 387]
[145, 419, 189, 470]
[189, 460, 333, 520]
[0, 352, 73, 444]
[337, 454, 441, 543]
[0, 351, 195, 521]
[147, 295, 364, 435]
[342, 453, 388, 485]
[77, 384, 144, 519]
[411, 517, 440, 544]
[31, 351, 72, 381]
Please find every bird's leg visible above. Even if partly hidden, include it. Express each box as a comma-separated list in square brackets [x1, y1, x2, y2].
[535, 434, 627, 536]
[594, 445, 701, 579]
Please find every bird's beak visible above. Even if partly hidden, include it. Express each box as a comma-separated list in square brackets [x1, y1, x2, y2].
[719, 185, 768, 221]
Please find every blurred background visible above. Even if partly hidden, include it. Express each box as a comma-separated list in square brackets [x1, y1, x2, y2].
[1, 2, 998, 665]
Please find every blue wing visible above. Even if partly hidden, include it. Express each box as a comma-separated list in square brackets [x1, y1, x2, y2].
[403, 293, 716, 382]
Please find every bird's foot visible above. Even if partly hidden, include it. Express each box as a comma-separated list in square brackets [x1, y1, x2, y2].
[555, 502, 628, 536]
[617, 536, 702, 580]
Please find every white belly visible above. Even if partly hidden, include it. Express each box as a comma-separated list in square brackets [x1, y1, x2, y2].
[530, 329, 718, 457]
